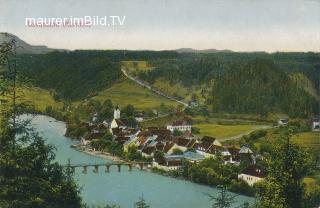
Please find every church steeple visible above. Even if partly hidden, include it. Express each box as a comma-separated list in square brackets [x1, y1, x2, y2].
[114, 105, 120, 119]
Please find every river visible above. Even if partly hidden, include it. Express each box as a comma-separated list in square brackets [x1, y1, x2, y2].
[25, 114, 253, 208]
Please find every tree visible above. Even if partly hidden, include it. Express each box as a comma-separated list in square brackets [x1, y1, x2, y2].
[207, 185, 237, 208]
[134, 194, 150, 208]
[100, 99, 114, 121]
[256, 133, 312, 208]
[102, 132, 113, 141]
[0, 37, 82, 207]
[123, 104, 135, 117]
[173, 129, 182, 136]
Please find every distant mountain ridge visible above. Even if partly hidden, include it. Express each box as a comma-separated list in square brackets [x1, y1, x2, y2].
[0, 32, 65, 54]
[175, 48, 233, 53]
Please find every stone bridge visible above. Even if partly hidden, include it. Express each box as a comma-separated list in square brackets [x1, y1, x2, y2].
[63, 162, 153, 174]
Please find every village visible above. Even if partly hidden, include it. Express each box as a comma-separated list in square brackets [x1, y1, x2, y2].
[72, 105, 320, 188]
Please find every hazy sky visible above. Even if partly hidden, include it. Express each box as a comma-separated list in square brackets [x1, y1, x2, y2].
[0, 0, 319, 52]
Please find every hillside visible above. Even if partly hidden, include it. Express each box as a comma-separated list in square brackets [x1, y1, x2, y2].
[0, 32, 62, 54]
[212, 59, 318, 117]
[18, 51, 122, 100]
[131, 53, 319, 117]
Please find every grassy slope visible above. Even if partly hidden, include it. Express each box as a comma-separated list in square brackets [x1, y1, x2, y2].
[291, 131, 320, 150]
[91, 78, 179, 110]
[0, 86, 62, 113]
[19, 86, 63, 111]
[193, 123, 263, 139]
[122, 60, 207, 103]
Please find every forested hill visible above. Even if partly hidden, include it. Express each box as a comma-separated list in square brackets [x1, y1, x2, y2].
[18, 50, 177, 100]
[17, 49, 319, 117]
[134, 52, 319, 117]
[212, 59, 318, 117]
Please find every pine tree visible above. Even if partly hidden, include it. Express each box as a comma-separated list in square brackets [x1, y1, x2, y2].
[207, 185, 237, 208]
[134, 194, 150, 208]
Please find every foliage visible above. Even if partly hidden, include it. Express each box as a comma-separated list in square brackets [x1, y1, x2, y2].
[0, 40, 82, 207]
[256, 134, 313, 208]
[212, 59, 318, 117]
[126, 146, 143, 161]
[172, 129, 182, 136]
[134, 194, 150, 208]
[207, 185, 237, 208]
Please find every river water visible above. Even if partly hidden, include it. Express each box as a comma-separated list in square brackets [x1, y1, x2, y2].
[26, 114, 253, 208]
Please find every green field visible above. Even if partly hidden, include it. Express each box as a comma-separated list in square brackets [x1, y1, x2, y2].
[121, 61, 154, 72]
[19, 86, 63, 111]
[193, 123, 265, 140]
[292, 132, 320, 149]
[0, 86, 62, 113]
[92, 78, 179, 110]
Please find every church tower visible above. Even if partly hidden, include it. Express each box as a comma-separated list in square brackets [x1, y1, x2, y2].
[114, 105, 120, 119]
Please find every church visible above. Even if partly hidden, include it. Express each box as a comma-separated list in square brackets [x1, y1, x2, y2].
[110, 105, 129, 129]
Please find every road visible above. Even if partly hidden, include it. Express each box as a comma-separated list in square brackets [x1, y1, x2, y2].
[121, 68, 188, 107]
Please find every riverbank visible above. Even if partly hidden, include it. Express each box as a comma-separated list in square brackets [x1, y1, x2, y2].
[71, 143, 124, 163]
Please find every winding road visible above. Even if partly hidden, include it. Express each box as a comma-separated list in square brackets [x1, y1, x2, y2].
[121, 68, 188, 107]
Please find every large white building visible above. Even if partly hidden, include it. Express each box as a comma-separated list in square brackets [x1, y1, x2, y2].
[167, 120, 192, 132]
[238, 165, 266, 186]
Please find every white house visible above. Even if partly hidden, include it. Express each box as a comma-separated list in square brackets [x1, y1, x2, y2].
[238, 165, 266, 186]
[312, 118, 320, 131]
[278, 118, 288, 125]
[167, 120, 192, 132]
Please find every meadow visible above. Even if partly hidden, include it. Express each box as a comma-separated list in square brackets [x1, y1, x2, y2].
[193, 123, 266, 140]
[92, 78, 179, 111]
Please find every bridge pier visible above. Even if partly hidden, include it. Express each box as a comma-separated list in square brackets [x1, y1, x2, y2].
[117, 164, 121, 172]
[139, 163, 143, 170]
[82, 166, 87, 174]
[128, 164, 132, 171]
[105, 165, 110, 173]
[93, 165, 99, 173]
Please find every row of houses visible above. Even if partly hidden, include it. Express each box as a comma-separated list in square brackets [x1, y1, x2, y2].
[82, 107, 265, 186]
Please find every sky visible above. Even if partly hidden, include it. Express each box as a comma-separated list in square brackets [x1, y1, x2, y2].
[0, 0, 319, 52]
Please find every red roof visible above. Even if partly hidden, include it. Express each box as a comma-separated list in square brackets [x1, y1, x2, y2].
[115, 119, 129, 126]
[241, 165, 267, 178]
[171, 120, 190, 126]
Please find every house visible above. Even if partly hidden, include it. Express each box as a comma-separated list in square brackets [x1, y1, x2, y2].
[153, 155, 183, 171]
[134, 112, 145, 122]
[84, 131, 104, 141]
[188, 99, 198, 107]
[167, 120, 192, 132]
[173, 136, 197, 152]
[239, 146, 253, 154]
[111, 118, 129, 129]
[183, 151, 205, 163]
[194, 136, 222, 158]
[312, 118, 320, 131]
[238, 165, 266, 186]
[278, 118, 289, 125]
[226, 146, 241, 164]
